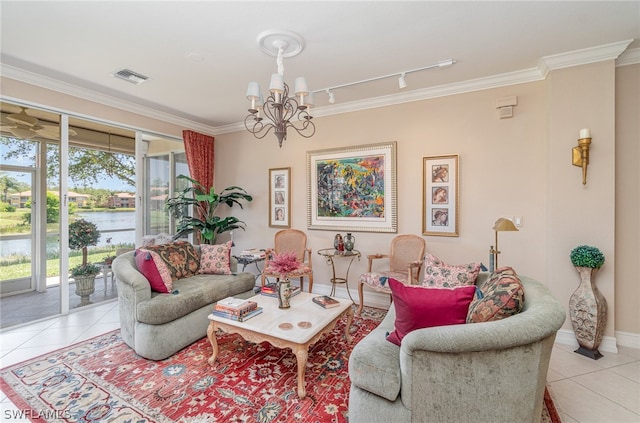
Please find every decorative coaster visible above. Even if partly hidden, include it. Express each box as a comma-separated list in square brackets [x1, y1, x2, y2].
[297, 321, 312, 328]
[278, 322, 293, 330]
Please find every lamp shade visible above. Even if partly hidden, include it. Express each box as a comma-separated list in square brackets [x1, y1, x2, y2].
[493, 218, 518, 232]
[269, 73, 284, 93]
[305, 91, 315, 108]
[294, 77, 309, 95]
[246, 82, 261, 100]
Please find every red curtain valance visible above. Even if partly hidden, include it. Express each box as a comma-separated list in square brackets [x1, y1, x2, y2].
[182, 130, 214, 191]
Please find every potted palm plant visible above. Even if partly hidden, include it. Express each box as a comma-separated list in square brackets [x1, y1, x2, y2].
[165, 175, 253, 244]
[69, 218, 101, 306]
[568, 245, 607, 359]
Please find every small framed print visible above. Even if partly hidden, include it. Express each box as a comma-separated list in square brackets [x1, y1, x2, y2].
[423, 155, 459, 236]
[269, 167, 291, 228]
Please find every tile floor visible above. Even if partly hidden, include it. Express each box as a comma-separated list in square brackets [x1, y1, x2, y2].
[0, 299, 638, 422]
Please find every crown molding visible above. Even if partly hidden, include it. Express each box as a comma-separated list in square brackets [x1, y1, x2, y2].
[3, 40, 634, 137]
[616, 47, 640, 67]
[0, 63, 217, 135]
[539, 39, 634, 74]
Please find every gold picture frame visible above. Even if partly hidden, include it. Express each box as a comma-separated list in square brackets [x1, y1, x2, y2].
[269, 167, 291, 228]
[423, 154, 459, 236]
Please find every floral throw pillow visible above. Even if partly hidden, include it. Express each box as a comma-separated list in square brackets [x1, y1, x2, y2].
[422, 252, 481, 288]
[466, 266, 525, 323]
[199, 241, 233, 275]
[142, 241, 200, 281]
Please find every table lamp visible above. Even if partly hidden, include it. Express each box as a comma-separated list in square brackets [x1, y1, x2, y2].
[490, 218, 519, 271]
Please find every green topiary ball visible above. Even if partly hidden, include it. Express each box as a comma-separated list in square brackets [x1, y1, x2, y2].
[570, 245, 605, 269]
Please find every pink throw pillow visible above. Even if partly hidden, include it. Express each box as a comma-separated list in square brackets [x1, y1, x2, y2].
[199, 241, 233, 275]
[386, 277, 476, 346]
[422, 252, 481, 288]
[135, 249, 173, 293]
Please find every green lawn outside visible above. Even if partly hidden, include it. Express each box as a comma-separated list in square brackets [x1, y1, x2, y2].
[0, 249, 123, 281]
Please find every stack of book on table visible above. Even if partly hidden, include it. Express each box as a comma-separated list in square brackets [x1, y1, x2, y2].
[240, 248, 266, 259]
[213, 297, 263, 321]
[260, 282, 301, 298]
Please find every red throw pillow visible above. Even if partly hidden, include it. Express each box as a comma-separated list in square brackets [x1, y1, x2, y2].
[386, 277, 476, 346]
[135, 249, 172, 293]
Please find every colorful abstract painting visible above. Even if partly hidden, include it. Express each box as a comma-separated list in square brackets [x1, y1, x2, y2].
[307, 142, 397, 233]
[315, 155, 385, 218]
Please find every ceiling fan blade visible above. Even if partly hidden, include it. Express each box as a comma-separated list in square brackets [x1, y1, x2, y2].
[7, 107, 38, 127]
[8, 126, 38, 140]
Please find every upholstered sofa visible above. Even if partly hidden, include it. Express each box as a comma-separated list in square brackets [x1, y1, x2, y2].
[348, 273, 566, 423]
[112, 245, 255, 360]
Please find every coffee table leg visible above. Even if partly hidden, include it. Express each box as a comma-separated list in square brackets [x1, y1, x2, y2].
[207, 321, 219, 366]
[294, 347, 308, 399]
[344, 307, 354, 343]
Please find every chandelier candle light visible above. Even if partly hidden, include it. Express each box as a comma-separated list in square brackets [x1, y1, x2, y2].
[245, 30, 315, 148]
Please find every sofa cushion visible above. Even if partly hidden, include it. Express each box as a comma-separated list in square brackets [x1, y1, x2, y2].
[422, 252, 481, 288]
[136, 273, 256, 325]
[141, 241, 200, 281]
[467, 266, 525, 323]
[199, 241, 233, 275]
[349, 307, 402, 402]
[387, 278, 476, 346]
[135, 249, 173, 293]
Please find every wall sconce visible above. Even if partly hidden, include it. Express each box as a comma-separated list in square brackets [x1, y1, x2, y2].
[489, 218, 519, 272]
[572, 128, 592, 185]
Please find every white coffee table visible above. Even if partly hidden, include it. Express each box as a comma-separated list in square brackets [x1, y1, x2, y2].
[207, 292, 353, 399]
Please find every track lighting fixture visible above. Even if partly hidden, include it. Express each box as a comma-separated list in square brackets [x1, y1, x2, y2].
[327, 90, 335, 104]
[312, 58, 456, 100]
[398, 73, 407, 89]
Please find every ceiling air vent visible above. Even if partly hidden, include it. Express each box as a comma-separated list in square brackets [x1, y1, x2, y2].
[112, 69, 149, 85]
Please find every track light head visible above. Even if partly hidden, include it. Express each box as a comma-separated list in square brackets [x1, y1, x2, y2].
[327, 89, 335, 104]
[398, 73, 407, 89]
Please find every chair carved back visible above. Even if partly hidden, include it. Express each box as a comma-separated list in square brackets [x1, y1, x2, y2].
[273, 229, 308, 262]
[389, 234, 426, 276]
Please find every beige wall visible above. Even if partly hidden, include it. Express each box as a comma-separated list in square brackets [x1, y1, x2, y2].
[615, 64, 640, 335]
[215, 63, 638, 341]
[2, 62, 637, 341]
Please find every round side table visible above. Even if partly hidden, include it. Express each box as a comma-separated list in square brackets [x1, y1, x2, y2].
[317, 248, 361, 302]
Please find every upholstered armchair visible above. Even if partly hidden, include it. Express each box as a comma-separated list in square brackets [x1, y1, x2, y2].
[261, 229, 314, 292]
[357, 234, 426, 315]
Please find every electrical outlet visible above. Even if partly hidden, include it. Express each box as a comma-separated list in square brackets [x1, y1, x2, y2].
[513, 216, 523, 227]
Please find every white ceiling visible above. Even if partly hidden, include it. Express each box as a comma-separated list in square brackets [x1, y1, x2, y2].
[1, 1, 638, 134]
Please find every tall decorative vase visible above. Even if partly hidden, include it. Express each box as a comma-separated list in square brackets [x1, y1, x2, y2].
[334, 234, 344, 252]
[74, 275, 96, 307]
[569, 266, 607, 359]
[344, 233, 355, 252]
[277, 277, 292, 309]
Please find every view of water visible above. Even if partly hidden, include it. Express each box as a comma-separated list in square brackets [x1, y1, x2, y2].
[1, 211, 136, 257]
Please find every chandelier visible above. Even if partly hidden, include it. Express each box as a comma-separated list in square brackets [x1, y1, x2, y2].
[245, 30, 315, 148]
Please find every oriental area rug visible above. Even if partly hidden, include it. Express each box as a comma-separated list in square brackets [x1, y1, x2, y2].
[1, 307, 560, 423]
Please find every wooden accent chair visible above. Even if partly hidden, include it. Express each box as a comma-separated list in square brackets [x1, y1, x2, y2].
[357, 234, 426, 315]
[261, 229, 314, 292]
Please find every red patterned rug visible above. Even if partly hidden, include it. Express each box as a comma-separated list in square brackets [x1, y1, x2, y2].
[1, 306, 560, 422]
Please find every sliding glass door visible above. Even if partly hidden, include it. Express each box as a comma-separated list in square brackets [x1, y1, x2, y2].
[0, 167, 36, 295]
